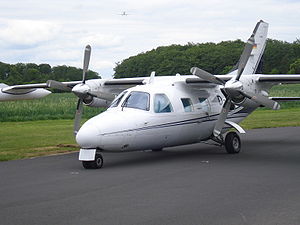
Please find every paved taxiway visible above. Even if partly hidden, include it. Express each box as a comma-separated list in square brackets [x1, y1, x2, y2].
[1, 127, 300, 225]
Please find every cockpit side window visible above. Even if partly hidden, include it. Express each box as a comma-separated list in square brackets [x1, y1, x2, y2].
[181, 98, 194, 112]
[122, 91, 150, 111]
[109, 91, 127, 108]
[154, 94, 173, 113]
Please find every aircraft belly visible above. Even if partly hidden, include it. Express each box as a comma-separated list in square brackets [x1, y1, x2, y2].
[166, 120, 214, 147]
[134, 127, 174, 150]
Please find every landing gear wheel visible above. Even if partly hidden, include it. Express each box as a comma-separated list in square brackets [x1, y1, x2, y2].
[82, 153, 104, 169]
[225, 131, 241, 154]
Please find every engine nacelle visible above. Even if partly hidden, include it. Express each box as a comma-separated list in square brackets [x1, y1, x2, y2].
[83, 97, 111, 108]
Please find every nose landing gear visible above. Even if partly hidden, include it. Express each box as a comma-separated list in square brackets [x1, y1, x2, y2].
[82, 152, 104, 169]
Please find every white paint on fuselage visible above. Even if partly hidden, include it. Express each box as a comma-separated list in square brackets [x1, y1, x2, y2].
[76, 75, 264, 152]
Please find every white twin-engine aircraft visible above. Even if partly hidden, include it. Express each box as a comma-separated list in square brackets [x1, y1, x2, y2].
[1, 20, 300, 169]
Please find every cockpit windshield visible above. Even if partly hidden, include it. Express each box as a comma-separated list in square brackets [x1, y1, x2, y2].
[122, 91, 150, 111]
[109, 91, 127, 108]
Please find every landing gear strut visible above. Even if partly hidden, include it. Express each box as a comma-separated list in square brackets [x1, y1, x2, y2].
[82, 152, 104, 169]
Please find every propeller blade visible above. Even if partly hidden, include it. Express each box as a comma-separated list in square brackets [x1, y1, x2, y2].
[191, 67, 225, 85]
[213, 98, 232, 137]
[47, 80, 72, 92]
[74, 99, 83, 136]
[235, 35, 255, 80]
[241, 91, 280, 110]
[82, 45, 91, 84]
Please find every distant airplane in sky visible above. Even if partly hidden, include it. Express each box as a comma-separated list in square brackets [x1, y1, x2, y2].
[119, 11, 129, 16]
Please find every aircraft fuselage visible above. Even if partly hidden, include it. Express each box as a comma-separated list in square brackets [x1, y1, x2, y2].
[77, 75, 260, 154]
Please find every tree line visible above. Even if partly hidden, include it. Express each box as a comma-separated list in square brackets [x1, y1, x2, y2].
[113, 39, 300, 78]
[1, 38, 300, 85]
[0, 63, 99, 85]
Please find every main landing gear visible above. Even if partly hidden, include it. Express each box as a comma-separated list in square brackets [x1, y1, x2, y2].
[211, 131, 241, 154]
[224, 131, 241, 154]
[82, 152, 104, 169]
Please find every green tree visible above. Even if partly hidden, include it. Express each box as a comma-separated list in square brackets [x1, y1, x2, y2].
[288, 58, 300, 74]
[38, 64, 52, 74]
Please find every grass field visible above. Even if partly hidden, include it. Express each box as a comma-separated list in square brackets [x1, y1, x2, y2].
[0, 93, 103, 122]
[1, 84, 300, 161]
[0, 120, 77, 161]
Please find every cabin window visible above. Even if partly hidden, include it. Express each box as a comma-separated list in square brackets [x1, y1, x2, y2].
[154, 94, 173, 113]
[198, 97, 210, 111]
[122, 91, 150, 111]
[110, 91, 127, 108]
[181, 98, 193, 112]
[199, 98, 207, 104]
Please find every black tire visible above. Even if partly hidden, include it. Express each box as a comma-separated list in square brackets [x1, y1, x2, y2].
[225, 132, 241, 154]
[82, 153, 104, 169]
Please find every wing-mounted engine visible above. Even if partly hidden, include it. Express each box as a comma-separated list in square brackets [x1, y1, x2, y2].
[82, 95, 111, 108]
[71, 79, 115, 108]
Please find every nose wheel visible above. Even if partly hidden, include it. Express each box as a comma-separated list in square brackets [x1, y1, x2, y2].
[82, 152, 104, 169]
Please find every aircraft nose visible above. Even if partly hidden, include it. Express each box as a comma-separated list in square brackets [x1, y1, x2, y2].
[76, 124, 100, 148]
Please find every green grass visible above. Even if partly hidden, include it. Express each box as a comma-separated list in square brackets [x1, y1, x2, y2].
[0, 93, 103, 122]
[0, 84, 300, 161]
[240, 84, 300, 128]
[241, 107, 300, 129]
[0, 120, 77, 161]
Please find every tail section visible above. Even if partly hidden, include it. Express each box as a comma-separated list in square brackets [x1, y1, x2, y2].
[228, 20, 269, 75]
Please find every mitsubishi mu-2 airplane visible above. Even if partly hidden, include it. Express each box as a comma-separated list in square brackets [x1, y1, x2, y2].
[1, 20, 300, 169]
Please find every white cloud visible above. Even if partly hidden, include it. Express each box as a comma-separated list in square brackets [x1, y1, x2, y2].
[0, 19, 60, 48]
[91, 60, 115, 70]
[80, 34, 123, 49]
[0, 0, 300, 78]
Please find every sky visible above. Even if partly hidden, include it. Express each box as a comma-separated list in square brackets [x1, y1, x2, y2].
[0, 0, 300, 79]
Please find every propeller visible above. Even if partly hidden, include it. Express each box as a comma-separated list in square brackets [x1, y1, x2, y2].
[191, 34, 280, 137]
[46, 45, 114, 136]
[72, 45, 92, 136]
[82, 45, 91, 84]
[74, 99, 83, 135]
[46, 80, 72, 92]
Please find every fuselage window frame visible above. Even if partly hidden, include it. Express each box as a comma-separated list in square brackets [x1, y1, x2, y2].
[122, 91, 150, 111]
[181, 98, 194, 112]
[197, 97, 210, 113]
[109, 91, 128, 108]
[154, 93, 174, 113]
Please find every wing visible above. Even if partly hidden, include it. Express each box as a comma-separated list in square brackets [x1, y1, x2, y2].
[0, 81, 81, 101]
[256, 74, 300, 101]
[257, 74, 300, 84]
[0, 77, 146, 102]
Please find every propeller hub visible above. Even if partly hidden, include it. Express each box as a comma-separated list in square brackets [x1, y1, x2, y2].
[224, 80, 243, 91]
[72, 83, 91, 98]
